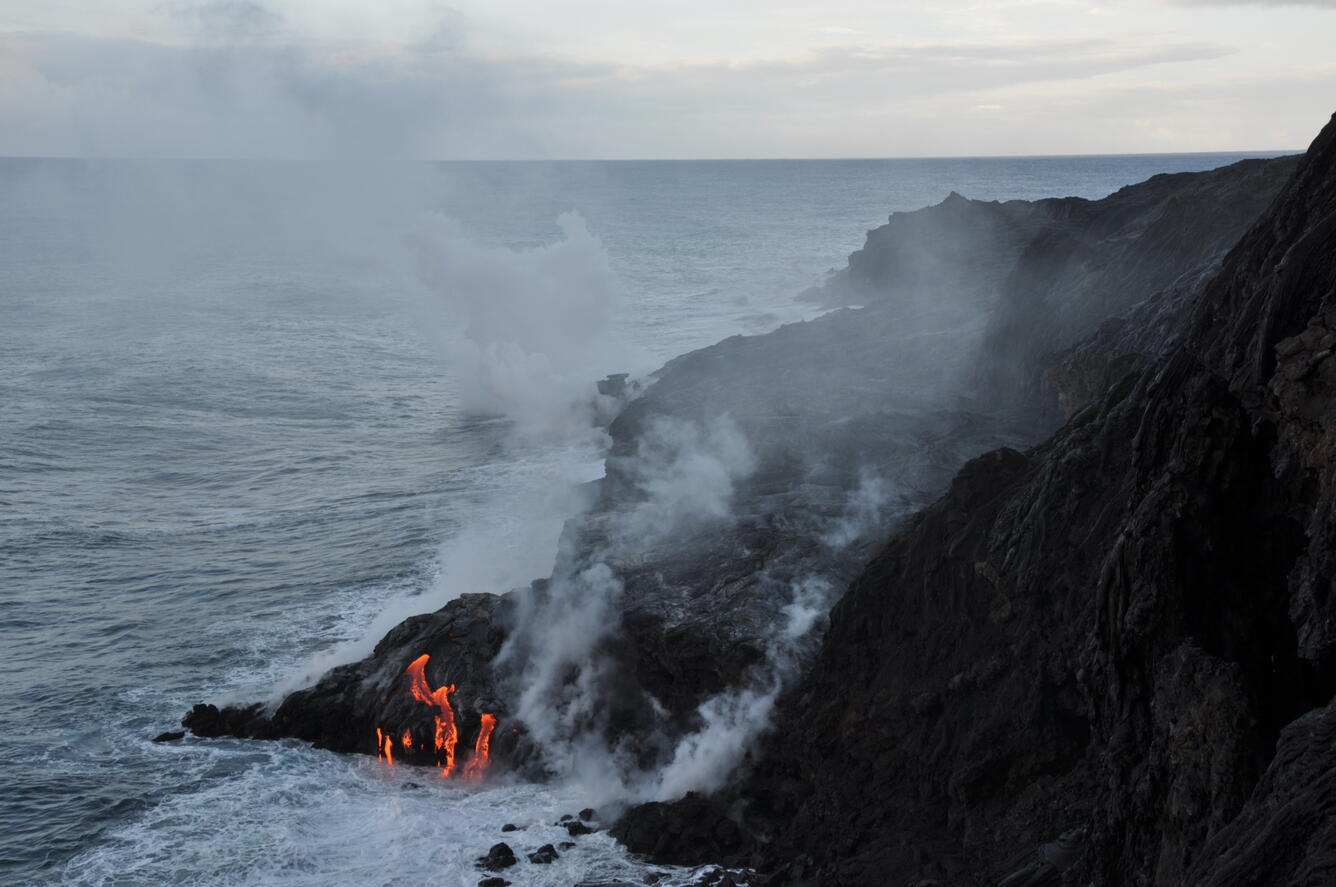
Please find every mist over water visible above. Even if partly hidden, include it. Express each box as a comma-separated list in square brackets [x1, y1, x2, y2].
[0, 151, 1284, 885]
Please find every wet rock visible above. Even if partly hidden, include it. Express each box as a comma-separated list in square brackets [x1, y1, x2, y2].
[688, 869, 746, 887]
[182, 594, 518, 768]
[610, 793, 744, 866]
[476, 843, 517, 872]
[564, 820, 595, 837]
[579, 807, 597, 821]
[597, 373, 639, 401]
[559, 841, 576, 851]
[181, 703, 227, 737]
[526, 844, 559, 864]
[500, 823, 518, 832]
[151, 731, 184, 743]
[558, 814, 574, 822]
[477, 879, 510, 887]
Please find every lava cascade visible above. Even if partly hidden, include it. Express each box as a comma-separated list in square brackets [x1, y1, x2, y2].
[374, 654, 496, 780]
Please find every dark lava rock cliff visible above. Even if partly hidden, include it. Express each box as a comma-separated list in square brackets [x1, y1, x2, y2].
[617, 115, 1336, 886]
[532, 149, 1299, 740]
[182, 126, 1306, 834]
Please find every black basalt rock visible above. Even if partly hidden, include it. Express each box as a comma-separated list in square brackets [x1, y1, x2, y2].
[181, 593, 520, 769]
[610, 793, 745, 866]
[527, 843, 559, 864]
[476, 843, 517, 872]
[659, 112, 1336, 886]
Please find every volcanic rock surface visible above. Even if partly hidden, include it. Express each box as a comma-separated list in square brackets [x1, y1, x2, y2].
[184, 592, 516, 767]
[182, 133, 1302, 815]
[616, 115, 1336, 886]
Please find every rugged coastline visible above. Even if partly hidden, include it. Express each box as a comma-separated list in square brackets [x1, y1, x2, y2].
[179, 120, 1331, 885]
[618, 115, 1336, 885]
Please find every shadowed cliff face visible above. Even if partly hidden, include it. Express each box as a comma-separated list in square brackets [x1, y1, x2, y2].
[183, 150, 1301, 812]
[552, 152, 1299, 745]
[622, 113, 1336, 886]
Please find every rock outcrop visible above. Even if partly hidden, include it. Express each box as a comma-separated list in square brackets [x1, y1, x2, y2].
[184, 593, 520, 769]
[620, 114, 1336, 885]
[819, 155, 1300, 414]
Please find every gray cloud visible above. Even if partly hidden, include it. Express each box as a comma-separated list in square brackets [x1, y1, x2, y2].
[0, 20, 1314, 160]
[1161, 0, 1336, 6]
[602, 38, 1235, 112]
[159, 1, 286, 39]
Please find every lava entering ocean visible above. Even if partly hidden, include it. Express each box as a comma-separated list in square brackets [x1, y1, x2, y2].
[374, 654, 496, 780]
[462, 713, 497, 780]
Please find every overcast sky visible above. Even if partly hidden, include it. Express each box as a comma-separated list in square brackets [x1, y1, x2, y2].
[1, 0, 1332, 158]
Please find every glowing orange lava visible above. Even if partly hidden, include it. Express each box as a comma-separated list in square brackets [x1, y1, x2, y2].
[463, 713, 497, 780]
[405, 653, 459, 776]
[373, 654, 497, 780]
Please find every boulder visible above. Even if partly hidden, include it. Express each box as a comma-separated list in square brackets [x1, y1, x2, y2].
[476, 843, 517, 872]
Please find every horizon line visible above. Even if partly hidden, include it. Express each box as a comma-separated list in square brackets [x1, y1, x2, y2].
[0, 148, 1302, 165]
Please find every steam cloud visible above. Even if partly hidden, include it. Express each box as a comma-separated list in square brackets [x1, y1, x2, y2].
[52, 0, 933, 814]
[494, 414, 760, 792]
[823, 468, 896, 550]
[644, 576, 830, 801]
[410, 211, 634, 440]
[615, 415, 758, 546]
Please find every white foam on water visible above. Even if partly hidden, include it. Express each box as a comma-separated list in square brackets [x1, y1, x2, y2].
[55, 421, 707, 886]
[62, 739, 725, 887]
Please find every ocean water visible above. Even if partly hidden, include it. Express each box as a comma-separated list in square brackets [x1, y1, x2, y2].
[0, 151, 1285, 885]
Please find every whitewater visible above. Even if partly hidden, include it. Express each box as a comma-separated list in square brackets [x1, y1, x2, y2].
[0, 153, 1279, 885]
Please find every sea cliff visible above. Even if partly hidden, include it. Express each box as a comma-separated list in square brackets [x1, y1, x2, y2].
[620, 115, 1336, 886]
[179, 117, 1333, 887]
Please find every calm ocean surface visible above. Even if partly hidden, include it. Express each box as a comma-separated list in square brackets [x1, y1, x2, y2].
[0, 152, 1286, 885]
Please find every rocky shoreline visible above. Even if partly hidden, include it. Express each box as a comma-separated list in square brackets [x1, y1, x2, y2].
[179, 115, 1334, 886]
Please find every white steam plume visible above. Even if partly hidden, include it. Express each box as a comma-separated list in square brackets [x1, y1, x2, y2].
[615, 414, 758, 547]
[641, 576, 830, 800]
[822, 467, 897, 550]
[410, 211, 637, 441]
[495, 413, 759, 793]
[271, 208, 641, 691]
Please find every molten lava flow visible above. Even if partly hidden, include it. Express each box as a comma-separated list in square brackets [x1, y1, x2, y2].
[405, 653, 459, 776]
[372, 654, 499, 780]
[462, 713, 497, 780]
